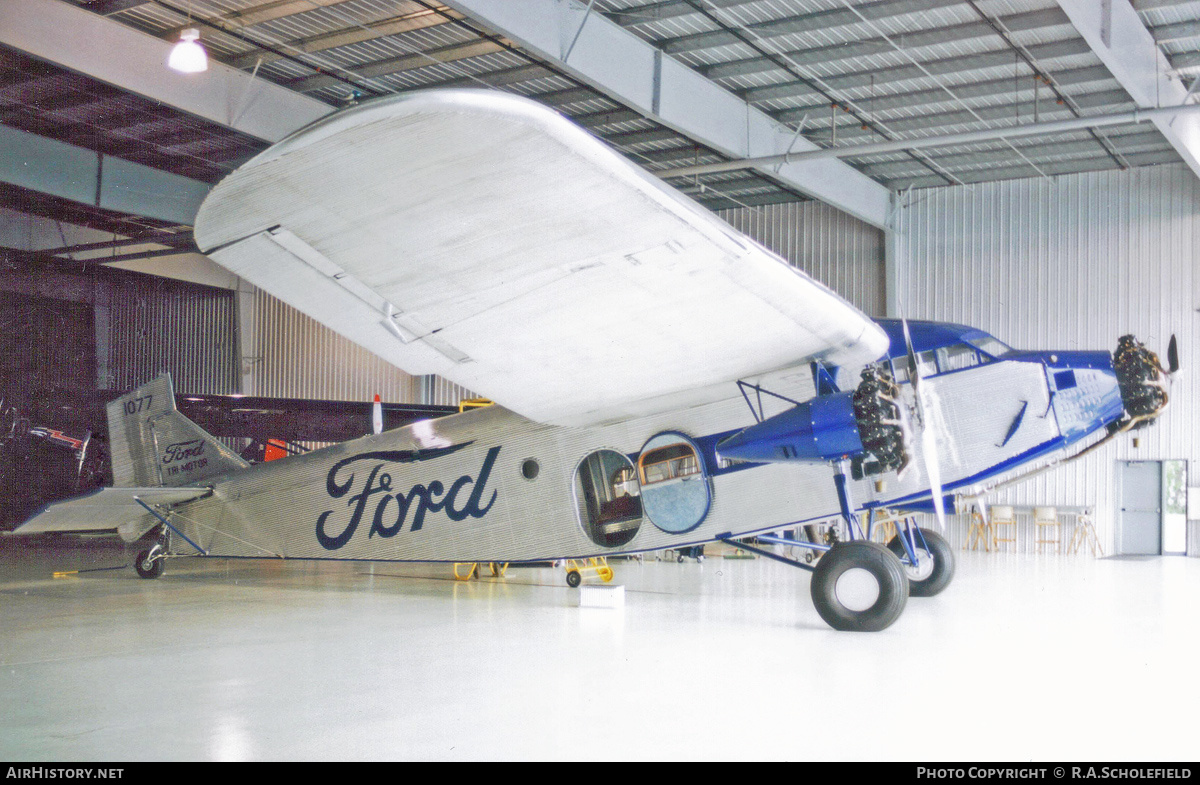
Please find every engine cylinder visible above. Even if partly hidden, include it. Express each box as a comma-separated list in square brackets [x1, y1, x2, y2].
[1113, 335, 1168, 428]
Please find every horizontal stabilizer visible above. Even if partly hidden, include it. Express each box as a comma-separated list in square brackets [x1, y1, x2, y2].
[9, 486, 212, 542]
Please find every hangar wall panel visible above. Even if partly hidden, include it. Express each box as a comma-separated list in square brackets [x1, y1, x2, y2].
[248, 288, 420, 405]
[895, 164, 1198, 553]
[718, 201, 886, 318]
[101, 275, 238, 395]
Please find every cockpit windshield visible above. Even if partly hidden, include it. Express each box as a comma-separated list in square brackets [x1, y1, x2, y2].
[966, 335, 1012, 360]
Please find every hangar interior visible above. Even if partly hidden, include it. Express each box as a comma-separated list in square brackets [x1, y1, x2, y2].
[1, 0, 1199, 761]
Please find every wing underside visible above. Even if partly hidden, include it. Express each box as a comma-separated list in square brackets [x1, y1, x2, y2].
[195, 89, 887, 426]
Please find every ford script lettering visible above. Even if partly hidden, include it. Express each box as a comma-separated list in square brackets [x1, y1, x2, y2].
[316, 444, 499, 551]
[163, 439, 205, 464]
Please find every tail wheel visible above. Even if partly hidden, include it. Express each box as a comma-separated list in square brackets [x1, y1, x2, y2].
[134, 545, 165, 579]
[810, 540, 908, 632]
[887, 528, 954, 597]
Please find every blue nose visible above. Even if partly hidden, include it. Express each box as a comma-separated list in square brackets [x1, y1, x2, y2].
[1035, 351, 1124, 443]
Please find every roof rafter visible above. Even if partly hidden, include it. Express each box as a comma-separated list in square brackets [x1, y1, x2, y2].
[443, 0, 892, 228]
[700, 7, 1071, 81]
[1054, 0, 1200, 183]
[0, 0, 332, 144]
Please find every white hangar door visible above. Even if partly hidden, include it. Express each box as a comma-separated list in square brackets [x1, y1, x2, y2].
[1118, 461, 1163, 556]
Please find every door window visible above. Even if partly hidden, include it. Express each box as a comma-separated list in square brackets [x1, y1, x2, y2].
[637, 433, 711, 534]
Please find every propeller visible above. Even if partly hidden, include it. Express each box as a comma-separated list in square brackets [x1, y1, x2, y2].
[901, 317, 948, 532]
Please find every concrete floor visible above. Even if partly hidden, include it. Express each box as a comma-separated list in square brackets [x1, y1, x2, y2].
[1, 534, 1197, 762]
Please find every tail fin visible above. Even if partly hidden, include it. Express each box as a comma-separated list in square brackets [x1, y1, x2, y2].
[107, 374, 249, 487]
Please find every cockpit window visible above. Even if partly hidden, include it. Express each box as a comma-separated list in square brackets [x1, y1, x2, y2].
[966, 336, 1011, 360]
[890, 350, 936, 383]
[936, 344, 979, 373]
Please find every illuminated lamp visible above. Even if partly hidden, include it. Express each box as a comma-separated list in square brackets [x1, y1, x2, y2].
[168, 28, 208, 74]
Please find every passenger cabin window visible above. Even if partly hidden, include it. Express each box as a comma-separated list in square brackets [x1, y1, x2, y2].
[574, 450, 642, 548]
[639, 443, 700, 486]
[936, 344, 980, 373]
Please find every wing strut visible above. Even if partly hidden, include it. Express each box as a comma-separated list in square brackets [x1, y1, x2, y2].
[134, 497, 207, 556]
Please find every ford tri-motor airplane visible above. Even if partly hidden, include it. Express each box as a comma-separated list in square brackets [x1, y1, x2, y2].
[10, 90, 1175, 631]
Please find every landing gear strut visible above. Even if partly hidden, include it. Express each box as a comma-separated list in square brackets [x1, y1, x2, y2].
[887, 527, 954, 597]
[716, 529, 910, 632]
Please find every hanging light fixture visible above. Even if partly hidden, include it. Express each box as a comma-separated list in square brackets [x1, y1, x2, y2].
[168, 27, 208, 73]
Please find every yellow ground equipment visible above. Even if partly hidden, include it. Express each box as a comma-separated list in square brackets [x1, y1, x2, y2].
[452, 562, 508, 581]
[564, 557, 613, 587]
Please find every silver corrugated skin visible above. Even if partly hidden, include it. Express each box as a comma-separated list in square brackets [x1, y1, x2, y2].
[895, 163, 1198, 552]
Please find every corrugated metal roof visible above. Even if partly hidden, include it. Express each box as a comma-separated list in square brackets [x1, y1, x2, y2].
[6, 0, 1200, 230]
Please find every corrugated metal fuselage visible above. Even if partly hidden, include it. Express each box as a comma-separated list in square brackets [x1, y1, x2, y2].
[159, 352, 1115, 564]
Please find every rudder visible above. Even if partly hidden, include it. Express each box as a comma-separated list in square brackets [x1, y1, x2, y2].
[108, 374, 248, 487]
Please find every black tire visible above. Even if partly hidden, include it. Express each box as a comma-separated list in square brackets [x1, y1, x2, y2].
[134, 546, 164, 579]
[566, 569, 582, 588]
[810, 540, 908, 632]
[887, 528, 955, 597]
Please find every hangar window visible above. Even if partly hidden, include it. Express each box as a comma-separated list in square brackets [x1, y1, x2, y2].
[573, 450, 642, 548]
[936, 344, 980, 373]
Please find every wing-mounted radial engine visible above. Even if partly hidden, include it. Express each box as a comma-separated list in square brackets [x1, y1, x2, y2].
[713, 364, 950, 633]
[850, 366, 910, 482]
[716, 365, 911, 478]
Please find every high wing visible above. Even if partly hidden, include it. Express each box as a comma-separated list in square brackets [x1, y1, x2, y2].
[194, 89, 887, 426]
[10, 486, 212, 541]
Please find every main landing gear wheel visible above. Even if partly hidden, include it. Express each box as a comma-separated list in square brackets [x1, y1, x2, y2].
[810, 540, 908, 632]
[887, 528, 954, 597]
[134, 544, 165, 579]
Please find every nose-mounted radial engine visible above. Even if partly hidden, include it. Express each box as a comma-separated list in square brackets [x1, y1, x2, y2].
[715, 366, 912, 475]
[1112, 334, 1175, 430]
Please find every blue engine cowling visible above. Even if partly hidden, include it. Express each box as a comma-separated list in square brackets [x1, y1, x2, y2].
[717, 391, 864, 464]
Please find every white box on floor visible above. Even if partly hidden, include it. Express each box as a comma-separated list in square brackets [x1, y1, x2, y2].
[579, 583, 624, 608]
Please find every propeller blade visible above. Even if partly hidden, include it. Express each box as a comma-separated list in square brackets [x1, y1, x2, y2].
[1168, 334, 1180, 375]
[899, 314, 946, 530]
[902, 318, 920, 404]
[917, 382, 948, 531]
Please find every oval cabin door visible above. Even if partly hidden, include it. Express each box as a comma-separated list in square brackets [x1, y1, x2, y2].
[637, 433, 711, 534]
